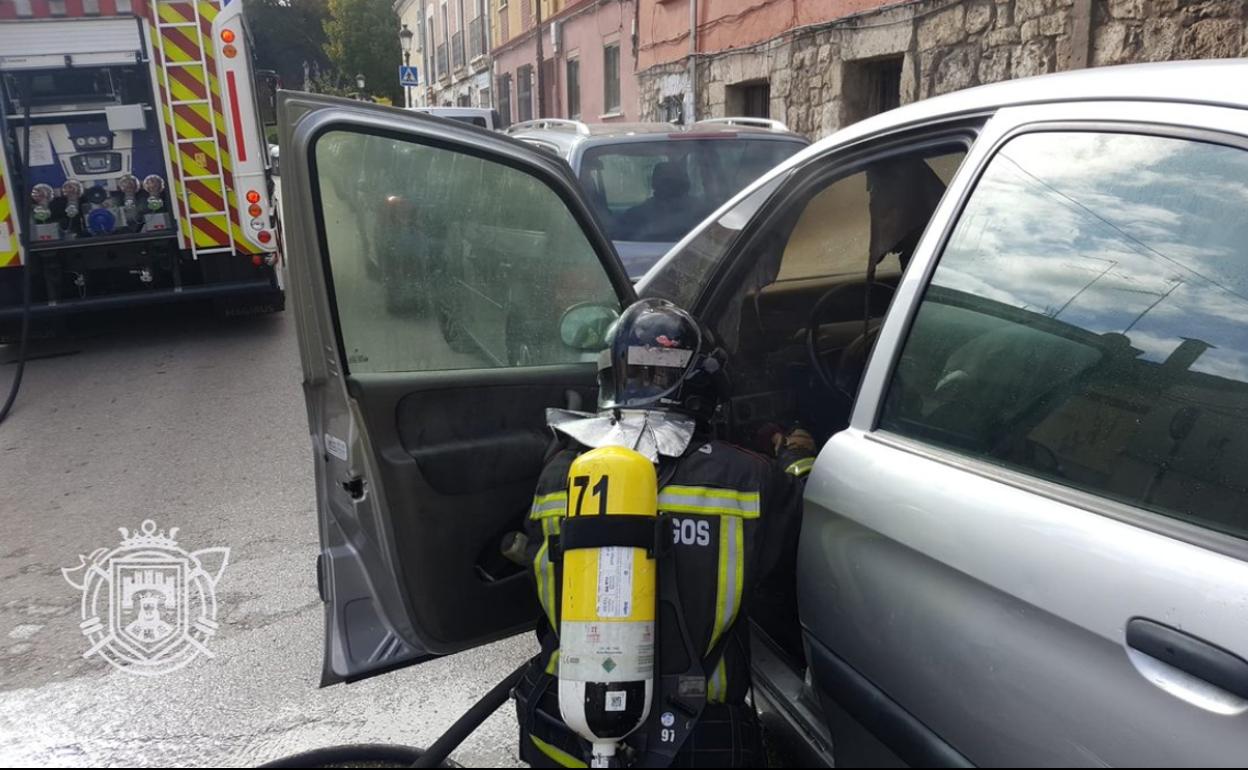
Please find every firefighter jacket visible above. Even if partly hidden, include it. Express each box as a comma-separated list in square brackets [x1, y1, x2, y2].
[514, 433, 813, 768]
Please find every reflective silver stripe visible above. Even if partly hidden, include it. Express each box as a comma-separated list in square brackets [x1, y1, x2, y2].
[707, 515, 745, 655]
[723, 515, 742, 632]
[708, 656, 727, 703]
[535, 518, 559, 629]
[530, 491, 568, 519]
[657, 486, 760, 518]
[786, 456, 815, 477]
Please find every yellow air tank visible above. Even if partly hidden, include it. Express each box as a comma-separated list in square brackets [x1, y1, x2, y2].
[558, 445, 658, 768]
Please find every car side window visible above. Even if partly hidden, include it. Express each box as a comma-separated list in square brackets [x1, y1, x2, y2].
[314, 130, 619, 373]
[709, 147, 966, 356]
[640, 173, 787, 308]
[777, 152, 963, 282]
[881, 130, 1248, 540]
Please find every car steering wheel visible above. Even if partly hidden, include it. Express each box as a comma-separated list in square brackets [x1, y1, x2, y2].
[805, 282, 896, 398]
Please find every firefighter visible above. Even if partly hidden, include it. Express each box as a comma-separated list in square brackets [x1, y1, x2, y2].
[513, 298, 815, 768]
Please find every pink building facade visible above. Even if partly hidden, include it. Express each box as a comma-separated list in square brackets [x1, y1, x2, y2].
[492, 0, 639, 126]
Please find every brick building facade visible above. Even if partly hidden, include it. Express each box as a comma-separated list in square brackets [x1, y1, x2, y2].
[491, 0, 639, 125]
[636, 0, 1248, 138]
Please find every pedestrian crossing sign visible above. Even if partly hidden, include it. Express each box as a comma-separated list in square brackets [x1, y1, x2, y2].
[399, 66, 420, 88]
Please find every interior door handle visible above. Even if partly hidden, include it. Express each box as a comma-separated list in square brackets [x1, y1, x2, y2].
[1127, 618, 1248, 701]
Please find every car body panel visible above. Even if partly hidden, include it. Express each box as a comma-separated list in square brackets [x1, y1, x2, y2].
[409, 106, 504, 130]
[800, 97, 1248, 765]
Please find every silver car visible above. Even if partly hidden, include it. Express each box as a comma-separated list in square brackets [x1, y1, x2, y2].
[507, 117, 809, 279]
[279, 59, 1248, 766]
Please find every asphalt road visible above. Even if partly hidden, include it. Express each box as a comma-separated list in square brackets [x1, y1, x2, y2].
[0, 289, 531, 763]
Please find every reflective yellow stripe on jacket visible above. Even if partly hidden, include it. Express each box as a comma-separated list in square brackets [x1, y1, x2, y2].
[657, 485, 761, 518]
[657, 484, 753, 703]
[708, 656, 728, 704]
[530, 491, 567, 630]
[530, 734, 587, 768]
[785, 456, 815, 477]
[531, 490, 568, 520]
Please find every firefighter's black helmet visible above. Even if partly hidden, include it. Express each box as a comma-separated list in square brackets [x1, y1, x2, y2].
[598, 298, 728, 419]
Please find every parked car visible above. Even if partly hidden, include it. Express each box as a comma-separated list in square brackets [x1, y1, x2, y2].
[279, 59, 1248, 767]
[507, 117, 809, 279]
[410, 105, 505, 130]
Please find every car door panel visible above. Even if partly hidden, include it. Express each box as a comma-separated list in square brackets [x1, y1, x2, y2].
[805, 432, 1248, 766]
[806, 102, 1248, 765]
[345, 370, 597, 647]
[280, 92, 634, 684]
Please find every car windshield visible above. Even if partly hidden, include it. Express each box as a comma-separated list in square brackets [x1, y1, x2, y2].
[579, 136, 804, 243]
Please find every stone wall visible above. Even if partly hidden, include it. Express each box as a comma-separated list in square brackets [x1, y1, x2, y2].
[637, 0, 1248, 138]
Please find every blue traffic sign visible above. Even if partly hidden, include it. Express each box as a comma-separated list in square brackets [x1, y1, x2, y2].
[399, 65, 420, 87]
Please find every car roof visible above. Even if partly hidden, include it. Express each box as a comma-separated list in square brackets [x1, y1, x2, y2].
[508, 119, 808, 157]
[637, 59, 1248, 290]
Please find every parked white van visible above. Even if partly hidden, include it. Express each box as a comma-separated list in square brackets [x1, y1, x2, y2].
[409, 106, 503, 131]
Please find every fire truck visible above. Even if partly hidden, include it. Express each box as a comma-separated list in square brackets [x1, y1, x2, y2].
[0, 0, 282, 333]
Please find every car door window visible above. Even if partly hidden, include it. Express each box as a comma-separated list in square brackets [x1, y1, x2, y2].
[777, 152, 963, 282]
[881, 130, 1248, 539]
[316, 129, 619, 373]
[639, 173, 788, 307]
[712, 148, 966, 357]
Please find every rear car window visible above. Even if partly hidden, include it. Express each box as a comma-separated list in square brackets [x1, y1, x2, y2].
[881, 130, 1248, 540]
[579, 137, 804, 243]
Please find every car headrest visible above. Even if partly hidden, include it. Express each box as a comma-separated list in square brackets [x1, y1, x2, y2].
[651, 161, 690, 199]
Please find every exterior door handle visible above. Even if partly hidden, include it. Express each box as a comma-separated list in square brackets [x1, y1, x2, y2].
[1127, 618, 1248, 702]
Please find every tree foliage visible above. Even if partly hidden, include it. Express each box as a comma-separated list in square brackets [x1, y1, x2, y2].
[243, 0, 333, 91]
[322, 0, 403, 104]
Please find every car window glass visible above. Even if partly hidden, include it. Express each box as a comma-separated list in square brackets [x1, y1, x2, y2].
[579, 138, 805, 243]
[777, 153, 962, 281]
[639, 172, 787, 307]
[315, 130, 619, 373]
[882, 130, 1248, 540]
[712, 148, 965, 355]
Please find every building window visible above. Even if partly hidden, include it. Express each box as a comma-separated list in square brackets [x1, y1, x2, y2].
[566, 58, 580, 119]
[844, 55, 904, 123]
[517, 65, 533, 122]
[660, 94, 683, 123]
[441, 1, 451, 64]
[498, 74, 511, 124]
[426, 17, 437, 77]
[726, 80, 770, 118]
[603, 43, 620, 114]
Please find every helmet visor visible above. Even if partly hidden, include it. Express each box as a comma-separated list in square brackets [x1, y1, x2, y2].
[598, 300, 702, 410]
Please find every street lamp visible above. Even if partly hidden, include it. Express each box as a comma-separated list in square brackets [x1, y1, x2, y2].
[355, 72, 366, 100]
[399, 24, 415, 108]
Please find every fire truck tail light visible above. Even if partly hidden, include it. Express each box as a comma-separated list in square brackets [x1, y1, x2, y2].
[258, 230, 273, 244]
[223, 44, 237, 58]
[221, 29, 235, 43]
[251, 254, 263, 266]
[248, 204, 263, 217]
[245, 190, 261, 204]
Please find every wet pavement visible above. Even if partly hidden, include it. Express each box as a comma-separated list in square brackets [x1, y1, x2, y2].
[0, 303, 531, 767]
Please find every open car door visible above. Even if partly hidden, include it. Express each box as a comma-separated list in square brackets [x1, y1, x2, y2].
[278, 93, 636, 684]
